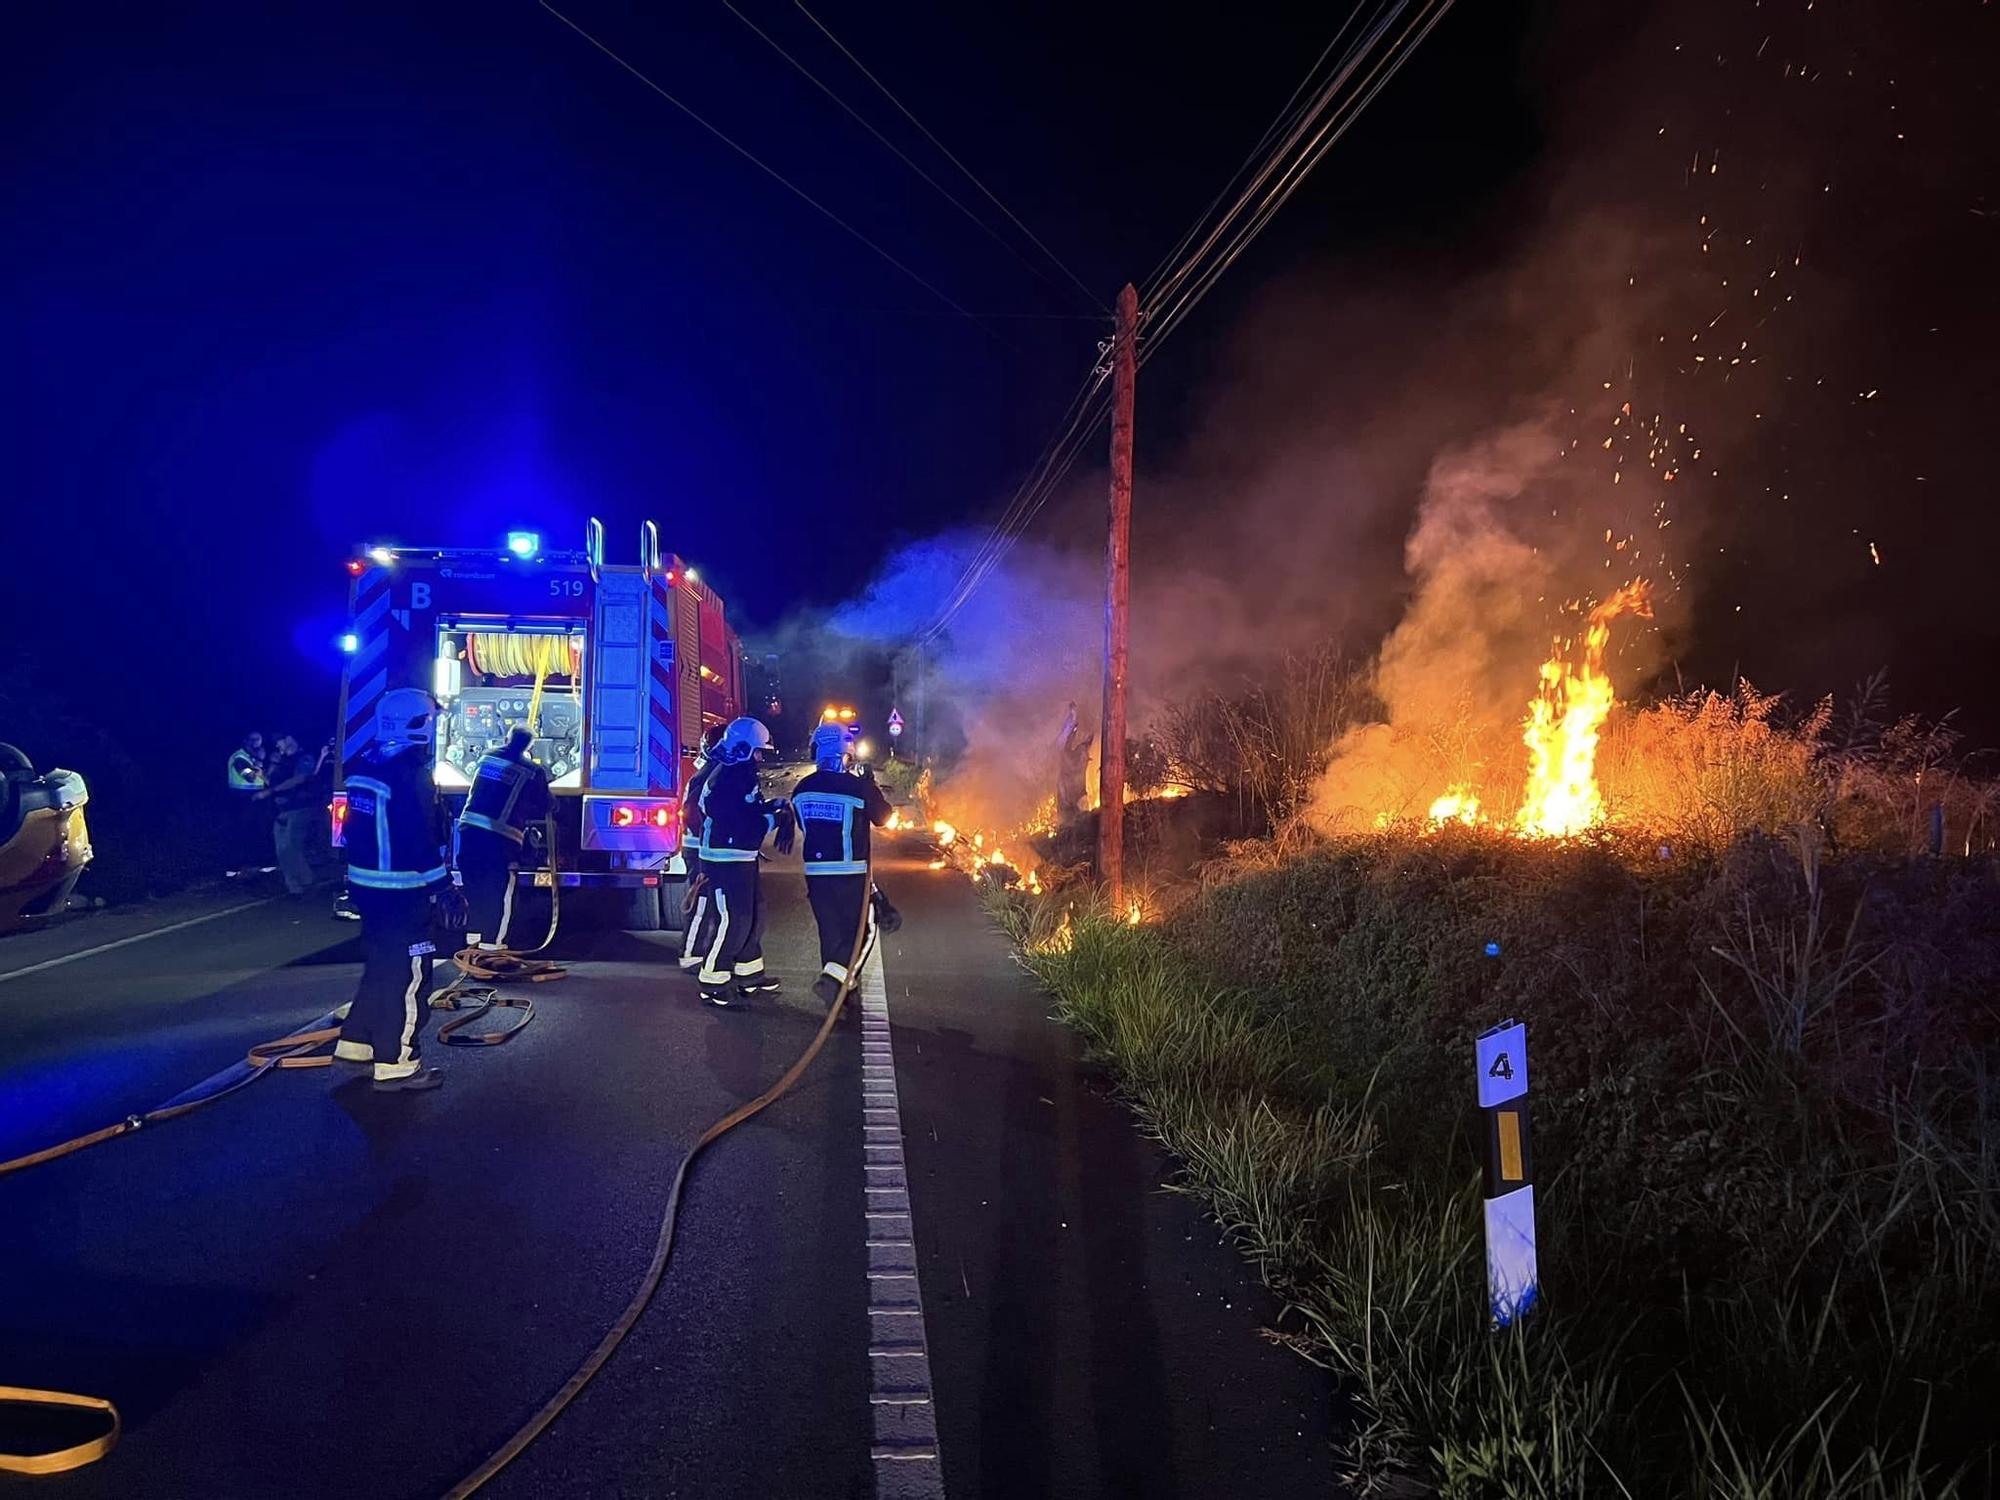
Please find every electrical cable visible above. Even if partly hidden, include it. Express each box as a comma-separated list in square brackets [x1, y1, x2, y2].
[1144, 0, 1410, 322]
[919, 367, 1114, 642]
[794, 1, 1106, 313]
[720, 0, 1084, 310]
[1138, 0, 1385, 301]
[914, 0, 1455, 641]
[1142, 0, 1455, 362]
[540, 2, 991, 330]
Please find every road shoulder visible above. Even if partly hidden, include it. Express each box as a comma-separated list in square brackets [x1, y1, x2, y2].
[878, 846, 1338, 1499]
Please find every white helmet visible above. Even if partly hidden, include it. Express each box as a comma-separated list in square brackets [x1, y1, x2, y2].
[718, 716, 772, 763]
[376, 687, 436, 753]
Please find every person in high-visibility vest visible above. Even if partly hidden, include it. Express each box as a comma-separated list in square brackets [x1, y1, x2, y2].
[225, 730, 272, 877]
[334, 688, 453, 1091]
[793, 722, 893, 1006]
[454, 725, 552, 951]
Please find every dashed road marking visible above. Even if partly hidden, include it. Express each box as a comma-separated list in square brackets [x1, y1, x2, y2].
[0, 899, 275, 984]
[857, 942, 946, 1499]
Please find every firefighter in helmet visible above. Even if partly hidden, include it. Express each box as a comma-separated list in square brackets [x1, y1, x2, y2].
[677, 722, 728, 975]
[692, 716, 793, 1007]
[333, 688, 453, 1091]
[794, 721, 893, 1006]
[454, 724, 552, 952]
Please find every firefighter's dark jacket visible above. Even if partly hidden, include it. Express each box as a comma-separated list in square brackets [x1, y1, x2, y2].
[345, 745, 449, 892]
[698, 759, 785, 862]
[459, 745, 552, 845]
[682, 756, 716, 852]
[792, 767, 892, 875]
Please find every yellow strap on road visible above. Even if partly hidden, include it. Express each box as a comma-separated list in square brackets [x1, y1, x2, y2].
[0, 1385, 121, 1474]
[247, 1026, 344, 1070]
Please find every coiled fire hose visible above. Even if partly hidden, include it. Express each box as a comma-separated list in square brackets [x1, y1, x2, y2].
[0, 818, 566, 1470]
[434, 814, 568, 1044]
[441, 854, 877, 1499]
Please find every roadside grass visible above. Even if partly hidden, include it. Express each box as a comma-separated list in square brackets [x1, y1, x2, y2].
[989, 835, 2000, 1497]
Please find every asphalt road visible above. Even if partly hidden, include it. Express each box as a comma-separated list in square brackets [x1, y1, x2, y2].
[1, 838, 1336, 1497]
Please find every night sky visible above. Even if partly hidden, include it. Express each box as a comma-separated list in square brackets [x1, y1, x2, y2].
[5, 1, 1995, 772]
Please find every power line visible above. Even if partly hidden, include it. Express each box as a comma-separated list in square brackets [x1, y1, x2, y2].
[794, 1, 1108, 315]
[1144, 0, 1411, 321]
[1137, 0, 1385, 300]
[539, 2, 987, 329]
[915, 0, 1458, 643]
[920, 365, 1107, 638]
[720, 0, 1087, 311]
[918, 355, 1114, 642]
[1143, 0, 1456, 362]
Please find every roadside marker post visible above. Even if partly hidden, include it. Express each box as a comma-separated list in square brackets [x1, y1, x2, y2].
[1476, 1018, 1538, 1328]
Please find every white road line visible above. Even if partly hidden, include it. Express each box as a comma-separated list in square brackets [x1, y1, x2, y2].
[0, 900, 275, 985]
[858, 942, 947, 1499]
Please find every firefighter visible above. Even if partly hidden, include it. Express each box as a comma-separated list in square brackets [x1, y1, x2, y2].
[226, 730, 272, 877]
[677, 723, 728, 974]
[692, 716, 793, 1008]
[794, 722, 893, 1006]
[454, 724, 552, 951]
[333, 688, 454, 1091]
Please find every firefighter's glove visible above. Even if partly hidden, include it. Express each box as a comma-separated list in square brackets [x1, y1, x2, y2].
[773, 803, 798, 856]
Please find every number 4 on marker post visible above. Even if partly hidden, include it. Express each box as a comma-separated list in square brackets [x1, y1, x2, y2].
[1475, 1019, 1537, 1328]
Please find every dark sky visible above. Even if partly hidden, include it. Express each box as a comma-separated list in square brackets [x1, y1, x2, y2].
[2, 1, 1540, 736]
[5, 0, 1995, 756]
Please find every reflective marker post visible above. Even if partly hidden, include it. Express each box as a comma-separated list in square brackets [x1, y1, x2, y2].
[1476, 1018, 1538, 1327]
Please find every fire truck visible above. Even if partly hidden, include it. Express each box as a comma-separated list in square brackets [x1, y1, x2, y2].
[330, 521, 744, 930]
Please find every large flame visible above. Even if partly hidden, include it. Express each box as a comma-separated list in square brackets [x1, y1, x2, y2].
[1514, 581, 1653, 837]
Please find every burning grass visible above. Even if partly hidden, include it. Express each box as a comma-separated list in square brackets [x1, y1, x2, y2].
[991, 834, 2000, 1496]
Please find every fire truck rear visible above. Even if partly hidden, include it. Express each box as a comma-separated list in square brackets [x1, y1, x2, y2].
[330, 522, 743, 930]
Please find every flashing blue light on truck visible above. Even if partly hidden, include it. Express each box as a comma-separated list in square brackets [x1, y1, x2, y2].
[338, 632, 360, 653]
[506, 531, 540, 558]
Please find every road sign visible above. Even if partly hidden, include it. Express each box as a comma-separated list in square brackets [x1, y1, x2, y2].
[1476, 1018, 1537, 1327]
[1476, 1021, 1527, 1108]
[888, 708, 904, 737]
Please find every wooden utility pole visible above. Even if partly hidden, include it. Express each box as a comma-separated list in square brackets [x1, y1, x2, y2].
[1097, 283, 1138, 905]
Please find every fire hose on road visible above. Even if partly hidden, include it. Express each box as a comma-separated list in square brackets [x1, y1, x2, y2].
[441, 853, 877, 1499]
[0, 823, 570, 1473]
[0, 842, 875, 1487]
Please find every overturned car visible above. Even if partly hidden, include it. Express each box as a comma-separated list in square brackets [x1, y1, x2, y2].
[0, 743, 92, 932]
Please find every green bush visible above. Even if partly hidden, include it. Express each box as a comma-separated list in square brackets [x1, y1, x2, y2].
[994, 834, 2000, 1496]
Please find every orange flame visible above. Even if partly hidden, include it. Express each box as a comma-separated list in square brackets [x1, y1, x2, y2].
[1515, 581, 1653, 838]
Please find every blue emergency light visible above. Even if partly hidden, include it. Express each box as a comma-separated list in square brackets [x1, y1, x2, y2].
[506, 531, 540, 558]
[338, 632, 360, 653]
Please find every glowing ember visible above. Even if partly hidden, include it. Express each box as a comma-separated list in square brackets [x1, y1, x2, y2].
[927, 858, 947, 870]
[1124, 899, 1143, 925]
[988, 849, 1006, 866]
[932, 820, 957, 846]
[1515, 581, 1653, 838]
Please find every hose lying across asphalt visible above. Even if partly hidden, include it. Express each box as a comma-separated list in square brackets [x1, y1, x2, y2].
[0, 842, 568, 1474]
[0, 856, 876, 1487]
[440, 856, 876, 1499]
